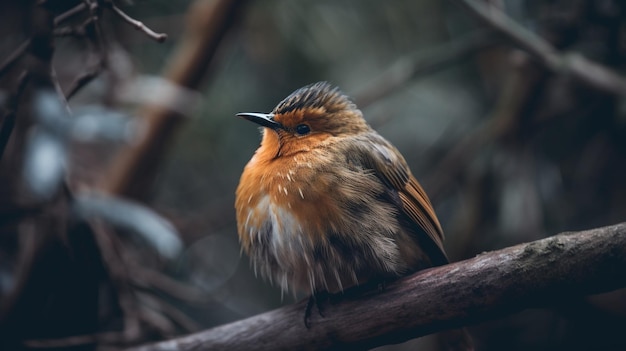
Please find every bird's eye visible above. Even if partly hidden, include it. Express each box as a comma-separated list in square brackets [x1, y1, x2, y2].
[295, 124, 311, 135]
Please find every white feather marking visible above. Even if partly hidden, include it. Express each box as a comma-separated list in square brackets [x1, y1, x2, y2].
[308, 269, 316, 293]
[281, 274, 288, 291]
[245, 211, 253, 229]
[299, 188, 304, 199]
[321, 272, 329, 291]
[248, 228, 255, 245]
[302, 249, 311, 266]
[280, 284, 285, 301]
[330, 222, 338, 233]
[333, 269, 344, 292]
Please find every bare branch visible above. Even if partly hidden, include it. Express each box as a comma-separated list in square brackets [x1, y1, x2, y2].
[105, 1, 167, 43]
[103, 0, 247, 200]
[0, 40, 30, 77]
[425, 53, 543, 200]
[91, 222, 142, 342]
[128, 263, 208, 303]
[58, 1, 111, 100]
[456, 0, 626, 96]
[137, 292, 202, 333]
[23, 332, 126, 349]
[353, 30, 499, 111]
[0, 71, 30, 160]
[64, 62, 104, 99]
[54, 17, 95, 38]
[128, 222, 626, 351]
[53, 2, 88, 25]
[0, 223, 39, 323]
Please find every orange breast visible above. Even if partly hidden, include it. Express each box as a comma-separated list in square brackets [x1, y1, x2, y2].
[235, 143, 412, 294]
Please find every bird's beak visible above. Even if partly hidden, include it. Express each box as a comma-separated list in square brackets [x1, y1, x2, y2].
[236, 113, 283, 130]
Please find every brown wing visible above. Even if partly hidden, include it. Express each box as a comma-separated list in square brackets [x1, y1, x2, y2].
[399, 177, 445, 250]
[357, 133, 447, 261]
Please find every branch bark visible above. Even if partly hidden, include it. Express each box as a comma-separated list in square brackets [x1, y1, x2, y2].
[128, 222, 626, 351]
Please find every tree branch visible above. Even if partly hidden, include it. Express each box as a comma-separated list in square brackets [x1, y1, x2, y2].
[65, 61, 104, 100]
[102, 0, 247, 201]
[128, 222, 626, 351]
[52, 2, 88, 25]
[353, 30, 499, 111]
[456, 0, 626, 96]
[0, 71, 30, 160]
[0, 40, 30, 77]
[105, 1, 167, 43]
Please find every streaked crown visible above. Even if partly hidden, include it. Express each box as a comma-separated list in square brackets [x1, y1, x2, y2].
[273, 82, 357, 115]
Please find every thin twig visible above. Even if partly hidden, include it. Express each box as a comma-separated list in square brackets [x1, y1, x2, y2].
[91, 221, 142, 341]
[424, 53, 544, 200]
[0, 71, 30, 160]
[60, 0, 109, 100]
[53, 2, 88, 25]
[85, 0, 107, 53]
[0, 1, 92, 79]
[456, 0, 626, 96]
[129, 263, 208, 303]
[138, 305, 178, 336]
[54, 17, 94, 37]
[65, 62, 104, 99]
[105, 1, 167, 42]
[54, 26, 84, 37]
[138, 292, 202, 333]
[0, 40, 30, 77]
[0, 222, 39, 322]
[103, 0, 245, 200]
[353, 30, 499, 111]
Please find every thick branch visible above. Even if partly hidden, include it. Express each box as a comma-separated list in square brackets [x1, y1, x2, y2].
[456, 0, 626, 96]
[128, 222, 626, 351]
[103, 0, 246, 201]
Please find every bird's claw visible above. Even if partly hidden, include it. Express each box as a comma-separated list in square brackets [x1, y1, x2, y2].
[304, 292, 328, 328]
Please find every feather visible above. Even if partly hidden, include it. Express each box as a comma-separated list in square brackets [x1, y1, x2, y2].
[355, 132, 448, 264]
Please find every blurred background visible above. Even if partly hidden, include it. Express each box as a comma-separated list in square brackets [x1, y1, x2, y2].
[1, 0, 626, 350]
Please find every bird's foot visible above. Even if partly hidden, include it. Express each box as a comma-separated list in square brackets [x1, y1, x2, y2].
[304, 291, 329, 329]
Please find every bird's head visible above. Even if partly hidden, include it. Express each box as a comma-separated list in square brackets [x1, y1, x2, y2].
[237, 82, 370, 158]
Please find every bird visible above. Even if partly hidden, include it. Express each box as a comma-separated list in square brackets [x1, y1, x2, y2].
[235, 82, 472, 349]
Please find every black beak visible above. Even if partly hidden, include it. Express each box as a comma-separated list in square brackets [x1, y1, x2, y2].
[236, 113, 282, 130]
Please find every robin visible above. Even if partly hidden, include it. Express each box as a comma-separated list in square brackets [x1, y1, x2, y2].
[235, 82, 472, 349]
